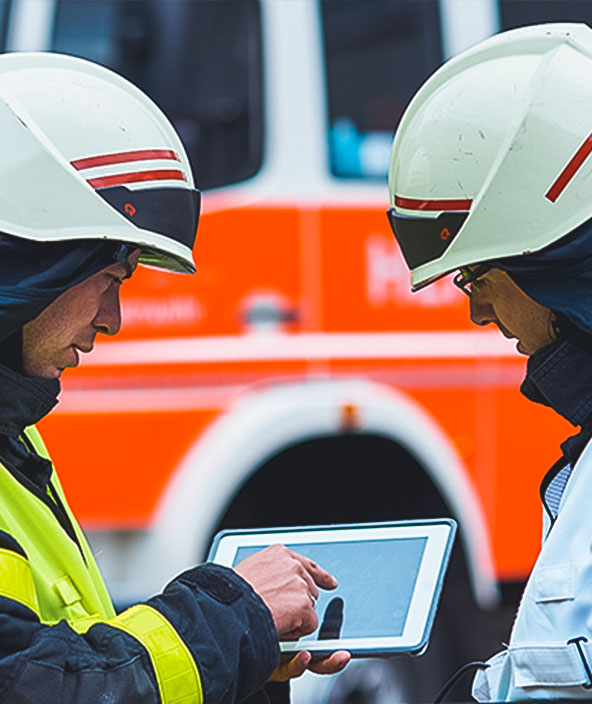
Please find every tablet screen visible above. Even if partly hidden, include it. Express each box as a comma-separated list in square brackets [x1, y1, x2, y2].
[209, 520, 455, 656]
[234, 537, 427, 640]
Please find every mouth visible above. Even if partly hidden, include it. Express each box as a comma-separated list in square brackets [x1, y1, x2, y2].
[515, 339, 530, 356]
[70, 344, 93, 367]
[69, 347, 80, 367]
[495, 325, 526, 354]
[497, 324, 515, 340]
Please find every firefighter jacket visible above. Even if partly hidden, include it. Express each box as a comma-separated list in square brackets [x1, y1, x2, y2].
[470, 331, 592, 700]
[473, 436, 592, 700]
[0, 364, 280, 704]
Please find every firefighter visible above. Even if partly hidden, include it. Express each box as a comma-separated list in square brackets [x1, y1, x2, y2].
[0, 52, 348, 703]
[387, 22, 592, 701]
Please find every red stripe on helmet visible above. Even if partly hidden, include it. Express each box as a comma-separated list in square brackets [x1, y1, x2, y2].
[71, 149, 180, 170]
[394, 196, 472, 211]
[546, 132, 592, 203]
[87, 169, 187, 189]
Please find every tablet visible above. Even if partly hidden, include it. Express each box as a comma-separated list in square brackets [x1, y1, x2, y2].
[208, 519, 456, 658]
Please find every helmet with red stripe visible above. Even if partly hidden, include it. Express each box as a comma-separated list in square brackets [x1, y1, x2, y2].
[0, 52, 198, 273]
[387, 23, 592, 290]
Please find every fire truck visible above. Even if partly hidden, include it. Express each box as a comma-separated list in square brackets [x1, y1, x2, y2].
[3, 0, 589, 700]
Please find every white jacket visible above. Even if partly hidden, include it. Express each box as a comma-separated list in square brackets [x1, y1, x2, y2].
[473, 437, 592, 701]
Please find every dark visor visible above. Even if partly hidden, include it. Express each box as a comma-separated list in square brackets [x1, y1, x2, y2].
[386, 208, 468, 270]
[98, 185, 200, 253]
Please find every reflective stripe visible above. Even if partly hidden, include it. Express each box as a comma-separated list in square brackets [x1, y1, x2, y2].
[476, 641, 592, 696]
[512, 641, 592, 688]
[0, 547, 40, 616]
[109, 604, 202, 704]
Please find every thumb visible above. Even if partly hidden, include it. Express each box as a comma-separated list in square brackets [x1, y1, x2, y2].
[269, 652, 312, 682]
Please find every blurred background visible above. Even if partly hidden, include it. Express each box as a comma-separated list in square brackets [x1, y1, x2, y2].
[7, 0, 589, 700]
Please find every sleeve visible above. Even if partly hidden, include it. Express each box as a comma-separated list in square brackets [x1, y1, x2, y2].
[0, 534, 279, 704]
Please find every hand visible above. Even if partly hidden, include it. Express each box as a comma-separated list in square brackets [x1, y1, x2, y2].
[269, 650, 351, 681]
[234, 544, 337, 639]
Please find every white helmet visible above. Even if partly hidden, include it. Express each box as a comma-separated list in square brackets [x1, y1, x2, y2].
[387, 23, 592, 290]
[0, 52, 198, 273]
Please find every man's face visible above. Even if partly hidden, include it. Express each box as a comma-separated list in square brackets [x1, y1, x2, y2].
[22, 250, 140, 379]
[468, 268, 556, 356]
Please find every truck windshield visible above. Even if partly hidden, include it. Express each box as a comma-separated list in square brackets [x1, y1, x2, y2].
[0, 0, 9, 48]
[321, 0, 443, 180]
[52, 0, 263, 191]
[499, 0, 592, 29]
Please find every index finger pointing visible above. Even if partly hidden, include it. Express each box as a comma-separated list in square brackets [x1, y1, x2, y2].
[293, 553, 338, 590]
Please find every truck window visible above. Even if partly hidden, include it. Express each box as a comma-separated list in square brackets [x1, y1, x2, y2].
[0, 0, 9, 48]
[321, 0, 442, 180]
[499, 1, 592, 30]
[52, 0, 263, 191]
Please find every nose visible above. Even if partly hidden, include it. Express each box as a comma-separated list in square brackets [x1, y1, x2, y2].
[469, 290, 496, 327]
[93, 287, 122, 336]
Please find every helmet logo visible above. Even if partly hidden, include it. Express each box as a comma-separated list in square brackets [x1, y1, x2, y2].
[440, 227, 451, 241]
[125, 203, 137, 216]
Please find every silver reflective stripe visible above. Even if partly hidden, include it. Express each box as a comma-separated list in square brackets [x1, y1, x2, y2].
[512, 641, 592, 688]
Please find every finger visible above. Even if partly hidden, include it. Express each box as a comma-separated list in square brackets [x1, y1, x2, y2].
[307, 650, 351, 675]
[269, 651, 312, 682]
[296, 604, 319, 638]
[290, 558, 320, 600]
[292, 552, 338, 590]
[281, 605, 319, 640]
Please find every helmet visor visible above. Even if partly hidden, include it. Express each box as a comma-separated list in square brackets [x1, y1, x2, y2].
[386, 207, 468, 271]
[98, 186, 200, 271]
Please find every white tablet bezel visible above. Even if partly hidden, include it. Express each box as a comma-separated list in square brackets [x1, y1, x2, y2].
[209, 520, 455, 656]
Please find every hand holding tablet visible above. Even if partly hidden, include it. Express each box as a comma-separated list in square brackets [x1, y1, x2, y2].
[210, 519, 456, 660]
[233, 542, 351, 680]
[234, 543, 338, 638]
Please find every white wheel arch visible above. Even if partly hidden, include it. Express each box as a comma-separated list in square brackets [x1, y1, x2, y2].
[131, 379, 498, 608]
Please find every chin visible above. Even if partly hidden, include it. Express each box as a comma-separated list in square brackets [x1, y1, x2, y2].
[41, 368, 62, 380]
[24, 362, 63, 379]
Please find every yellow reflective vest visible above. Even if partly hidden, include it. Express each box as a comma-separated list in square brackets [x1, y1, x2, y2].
[0, 425, 203, 704]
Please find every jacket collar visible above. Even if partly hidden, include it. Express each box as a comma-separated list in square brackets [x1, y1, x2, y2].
[0, 363, 59, 436]
[521, 333, 592, 427]
[522, 331, 592, 470]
